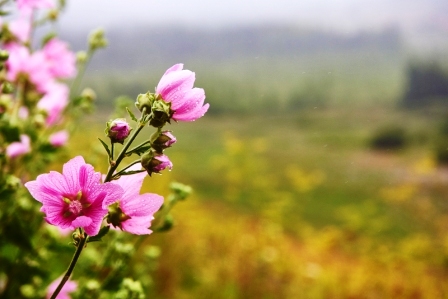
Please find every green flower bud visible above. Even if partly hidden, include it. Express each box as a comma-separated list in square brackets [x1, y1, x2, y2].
[81, 87, 96, 102]
[47, 9, 59, 21]
[149, 98, 172, 128]
[33, 114, 46, 128]
[76, 51, 88, 64]
[0, 50, 9, 62]
[135, 92, 154, 115]
[2, 82, 14, 94]
[0, 95, 11, 114]
[169, 182, 193, 201]
[88, 28, 108, 51]
[5, 175, 21, 191]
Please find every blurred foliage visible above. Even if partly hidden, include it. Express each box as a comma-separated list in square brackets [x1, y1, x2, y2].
[369, 125, 408, 151]
[70, 98, 448, 298]
[402, 61, 448, 107]
[433, 118, 448, 166]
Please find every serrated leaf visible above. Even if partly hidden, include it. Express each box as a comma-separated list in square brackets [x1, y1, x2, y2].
[87, 226, 110, 243]
[126, 107, 138, 122]
[98, 138, 111, 157]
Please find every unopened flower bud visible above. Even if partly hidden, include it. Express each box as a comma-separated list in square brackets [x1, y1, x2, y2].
[155, 214, 174, 232]
[0, 95, 11, 114]
[151, 130, 176, 152]
[81, 88, 96, 102]
[169, 182, 192, 201]
[0, 50, 9, 61]
[88, 28, 108, 50]
[149, 97, 172, 128]
[76, 51, 87, 64]
[33, 114, 46, 128]
[135, 93, 154, 115]
[49, 130, 69, 147]
[106, 118, 131, 144]
[47, 9, 59, 21]
[2, 82, 14, 94]
[5, 174, 21, 191]
[141, 151, 173, 176]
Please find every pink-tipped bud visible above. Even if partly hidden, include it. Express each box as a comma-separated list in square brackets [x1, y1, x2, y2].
[151, 130, 177, 152]
[6, 134, 30, 158]
[141, 151, 173, 176]
[49, 130, 69, 147]
[106, 118, 131, 144]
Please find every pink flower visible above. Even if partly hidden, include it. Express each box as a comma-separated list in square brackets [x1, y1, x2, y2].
[156, 64, 209, 121]
[104, 165, 163, 235]
[49, 130, 69, 147]
[5, 44, 53, 92]
[18, 107, 29, 119]
[9, 18, 31, 43]
[37, 82, 69, 125]
[46, 276, 77, 299]
[6, 134, 31, 158]
[24, 156, 124, 236]
[17, 0, 55, 16]
[42, 38, 76, 78]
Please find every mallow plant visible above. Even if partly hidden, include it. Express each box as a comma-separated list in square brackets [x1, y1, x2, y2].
[0, 1, 209, 298]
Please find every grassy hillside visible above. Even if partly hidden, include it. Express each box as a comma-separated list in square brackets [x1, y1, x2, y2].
[68, 103, 448, 298]
[58, 24, 448, 298]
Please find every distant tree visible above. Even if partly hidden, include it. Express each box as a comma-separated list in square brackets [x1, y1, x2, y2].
[369, 125, 407, 151]
[402, 62, 448, 107]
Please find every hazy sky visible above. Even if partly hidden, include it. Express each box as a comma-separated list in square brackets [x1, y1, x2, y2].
[59, 0, 440, 34]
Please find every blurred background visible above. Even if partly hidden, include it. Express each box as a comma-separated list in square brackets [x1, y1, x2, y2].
[61, 1, 448, 298]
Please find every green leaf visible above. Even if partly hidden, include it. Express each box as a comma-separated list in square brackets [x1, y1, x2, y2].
[98, 138, 112, 157]
[87, 226, 110, 243]
[0, 123, 20, 142]
[126, 107, 138, 122]
[126, 145, 151, 157]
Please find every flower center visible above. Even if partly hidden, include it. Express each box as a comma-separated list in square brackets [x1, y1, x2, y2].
[62, 190, 88, 217]
[68, 200, 83, 215]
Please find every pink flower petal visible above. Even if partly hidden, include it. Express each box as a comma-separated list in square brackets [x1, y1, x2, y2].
[71, 216, 92, 229]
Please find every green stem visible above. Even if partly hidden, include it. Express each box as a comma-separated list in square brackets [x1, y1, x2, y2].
[104, 110, 148, 182]
[126, 140, 151, 155]
[69, 49, 93, 100]
[50, 231, 88, 299]
[10, 79, 25, 124]
[113, 159, 141, 174]
[110, 142, 115, 161]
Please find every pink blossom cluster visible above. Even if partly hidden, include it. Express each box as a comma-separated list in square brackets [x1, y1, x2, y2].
[2, 0, 76, 158]
[5, 38, 76, 124]
[25, 156, 163, 236]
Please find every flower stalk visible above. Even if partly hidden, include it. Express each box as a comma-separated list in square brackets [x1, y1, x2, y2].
[50, 230, 87, 299]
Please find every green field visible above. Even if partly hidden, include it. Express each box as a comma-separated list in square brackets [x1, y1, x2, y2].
[68, 96, 448, 298]
[49, 39, 448, 297]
